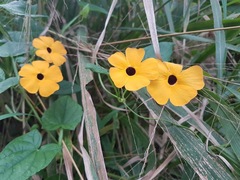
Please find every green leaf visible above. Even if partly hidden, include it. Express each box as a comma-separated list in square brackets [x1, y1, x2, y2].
[0, 23, 11, 41]
[80, 3, 90, 19]
[0, 42, 28, 57]
[54, 80, 81, 95]
[0, 77, 18, 94]
[224, 85, 240, 100]
[85, 63, 109, 75]
[144, 42, 174, 61]
[0, 1, 38, 16]
[190, 44, 215, 64]
[78, 2, 108, 15]
[0, 68, 5, 82]
[41, 96, 83, 130]
[187, 18, 240, 31]
[0, 130, 61, 180]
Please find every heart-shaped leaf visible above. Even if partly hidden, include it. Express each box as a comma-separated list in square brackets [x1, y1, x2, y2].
[0, 130, 61, 180]
[41, 96, 83, 130]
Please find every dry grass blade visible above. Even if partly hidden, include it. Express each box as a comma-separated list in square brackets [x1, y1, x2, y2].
[142, 150, 176, 180]
[139, 108, 164, 178]
[143, 0, 161, 59]
[62, 140, 84, 180]
[62, 141, 73, 180]
[80, 145, 99, 180]
[92, 0, 118, 63]
[78, 52, 108, 179]
[182, 105, 220, 146]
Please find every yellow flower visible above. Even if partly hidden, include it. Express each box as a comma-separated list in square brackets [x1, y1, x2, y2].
[147, 62, 204, 106]
[19, 61, 63, 97]
[108, 48, 161, 91]
[32, 36, 67, 66]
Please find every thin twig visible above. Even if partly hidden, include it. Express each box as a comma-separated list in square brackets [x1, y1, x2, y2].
[139, 106, 165, 178]
[72, 144, 83, 157]
[62, 140, 84, 180]
[182, 105, 220, 146]
[143, 150, 176, 180]
[36, 94, 47, 111]
[40, 0, 57, 36]
[101, 25, 240, 46]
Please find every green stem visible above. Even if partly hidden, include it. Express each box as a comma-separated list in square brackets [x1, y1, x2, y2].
[23, 92, 41, 122]
[58, 128, 63, 146]
[11, 56, 18, 77]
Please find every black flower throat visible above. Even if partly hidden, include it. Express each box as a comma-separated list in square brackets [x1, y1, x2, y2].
[47, 47, 52, 53]
[168, 75, 177, 85]
[37, 73, 44, 80]
[126, 67, 136, 76]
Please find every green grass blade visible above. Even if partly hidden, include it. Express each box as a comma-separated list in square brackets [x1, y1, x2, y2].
[136, 89, 233, 179]
[222, 0, 227, 18]
[0, 113, 26, 121]
[166, 124, 233, 179]
[210, 0, 227, 82]
[162, 0, 175, 32]
[203, 89, 240, 161]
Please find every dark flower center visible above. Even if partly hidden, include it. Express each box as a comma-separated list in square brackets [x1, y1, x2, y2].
[37, 73, 44, 80]
[126, 67, 136, 76]
[168, 75, 177, 85]
[47, 47, 52, 53]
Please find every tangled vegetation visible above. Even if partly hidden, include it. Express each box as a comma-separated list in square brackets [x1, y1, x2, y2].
[0, 0, 240, 179]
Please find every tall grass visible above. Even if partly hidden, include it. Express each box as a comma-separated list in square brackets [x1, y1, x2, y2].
[0, 0, 240, 179]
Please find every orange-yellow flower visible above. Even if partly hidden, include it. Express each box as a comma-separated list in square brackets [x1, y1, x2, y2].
[108, 48, 160, 91]
[32, 36, 67, 66]
[147, 62, 204, 106]
[19, 61, 63, 97]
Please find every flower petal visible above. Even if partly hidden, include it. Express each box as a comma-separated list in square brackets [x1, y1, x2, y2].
[109, 67, 128, 88]
[32, 36, 54, 49]
[51, 41, 67, 55]
[39, 36, 54, 46]
[32, 38, 47, 49]
[126, 48, 144, 67]
[165, 62, 183, 75]
[19, 64, 37, 77]
[137, 58, 160, 80]
[147, 79, 170, 105]
[179, 65, 205, 90]
[32, 61, 50, 73]
[35, 50, 52, 63]
[169, 84, 198, 106]
[38, 80, 60, 97]
[44, 65, 63, 82]
[108, 52, 128, 69]
[50, 53, 66, 66]
[125, 75, 150, 91]
[20, 77, 39, 94]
